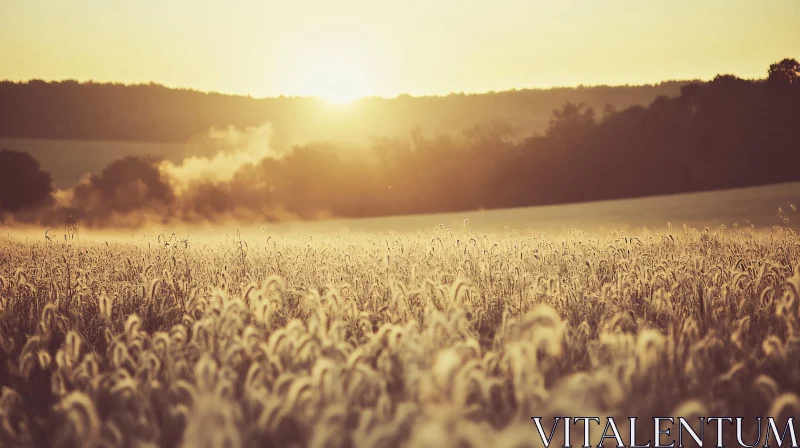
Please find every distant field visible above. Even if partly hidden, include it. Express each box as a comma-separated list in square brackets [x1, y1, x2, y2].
[0, 137, 190, 189]
[5, 181, 797, 244]
[213, 181, 799, 237]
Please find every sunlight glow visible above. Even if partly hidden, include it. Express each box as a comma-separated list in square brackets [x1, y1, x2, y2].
[1, 2, 798, 97]
[292, 45, 374, 104]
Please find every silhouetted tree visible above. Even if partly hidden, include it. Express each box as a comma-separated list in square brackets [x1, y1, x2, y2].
[0, 149, 54, 211]
[768, 58, 800, 85]
[546, 102, 596, 142]
[71, 155, 174, 216]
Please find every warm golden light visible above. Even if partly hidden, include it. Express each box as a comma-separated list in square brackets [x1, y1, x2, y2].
[293, 45, 374, 104]
[1, 2, 797, 97]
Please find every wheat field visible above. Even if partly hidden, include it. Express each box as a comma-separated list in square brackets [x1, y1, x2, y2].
[0, 221, 799, 447]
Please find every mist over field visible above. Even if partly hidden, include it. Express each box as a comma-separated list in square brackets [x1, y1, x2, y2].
[2, 61, 799, 231]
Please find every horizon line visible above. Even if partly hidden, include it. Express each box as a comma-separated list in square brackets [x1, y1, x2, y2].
[0, 75, 740, 102]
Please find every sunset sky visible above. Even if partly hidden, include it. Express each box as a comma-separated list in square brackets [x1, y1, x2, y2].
[1, 0, 798, 102]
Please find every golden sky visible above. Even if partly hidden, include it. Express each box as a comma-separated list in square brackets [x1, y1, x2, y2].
[1, 0, 798, 102]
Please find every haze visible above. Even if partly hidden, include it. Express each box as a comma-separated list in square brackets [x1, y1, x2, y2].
[1, 0, 798, 101]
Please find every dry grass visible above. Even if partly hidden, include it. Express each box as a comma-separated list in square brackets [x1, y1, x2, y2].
[0, 223, 799, 447]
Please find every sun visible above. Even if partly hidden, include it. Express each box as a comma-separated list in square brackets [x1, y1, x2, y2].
[295, 45, 375, 105]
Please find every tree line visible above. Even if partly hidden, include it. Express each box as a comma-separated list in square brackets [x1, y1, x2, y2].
[1, 59, 798, 226]
[0, 78, 688, 150]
